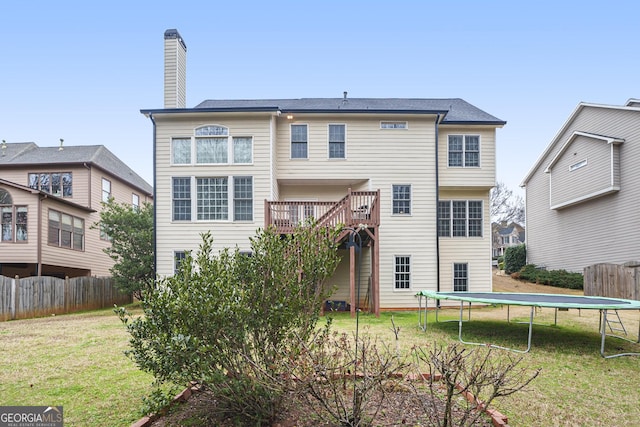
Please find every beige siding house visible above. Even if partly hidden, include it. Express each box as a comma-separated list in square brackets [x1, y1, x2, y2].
[0, 142, 153, 278]
[143, 29, 505, 313]
[521, 99, 640, 272]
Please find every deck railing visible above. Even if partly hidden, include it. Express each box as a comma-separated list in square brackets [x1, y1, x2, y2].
[265, 189, 380, 234]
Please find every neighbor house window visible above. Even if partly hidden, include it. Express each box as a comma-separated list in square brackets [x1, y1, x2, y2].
[233, 176, 253, 221]
[392, 185, 411, 214]
[453, 263, 468, 291]
[448, 135, 480, 167]
[0, 190, 27, 242]
[438, 200, 483, 237]
[328, 124, 346, 159]
[174, 251, 186, 275]
[233, 137, 253, 163]
[394, 256, 411, 289]
[291, 124, 308, 159]
[197, 177, 228, 220]
[28, 172, 72, 197]
[102, 178, 111, 203]
[381, 121, 407, 129]
[172, 138, 191, 164]
[172, 177, 191, 221]
[570, 159, 587, 171]
[48, 209, 84, 250]
[132, 193, 140, 211]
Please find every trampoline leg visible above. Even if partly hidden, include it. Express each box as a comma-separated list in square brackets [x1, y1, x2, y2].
[600, 310, 607, 357]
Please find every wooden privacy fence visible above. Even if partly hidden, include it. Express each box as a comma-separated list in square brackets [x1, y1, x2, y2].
[584, 262, 640, 301]
[0, 275, 132, 321]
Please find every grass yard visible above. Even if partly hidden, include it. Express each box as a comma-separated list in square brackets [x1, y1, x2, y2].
[0, 305, 155, 426]
[1, 274, 639, 426]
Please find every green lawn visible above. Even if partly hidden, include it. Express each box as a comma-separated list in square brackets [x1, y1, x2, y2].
[0, 306, 154, 426]
[1, 304, 639, 426]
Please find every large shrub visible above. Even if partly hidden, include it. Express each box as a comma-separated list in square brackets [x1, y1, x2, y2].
[117, 224, 340, 425]
[503, 244, 526, 274]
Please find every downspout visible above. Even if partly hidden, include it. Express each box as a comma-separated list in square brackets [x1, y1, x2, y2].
[434, 114, 441, 294]
[37, 194, 43, 276]
[148, 113, 158, 279]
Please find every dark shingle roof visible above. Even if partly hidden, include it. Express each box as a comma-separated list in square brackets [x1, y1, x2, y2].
[143, 98, 505, 125]
[0, 143, 152, 195]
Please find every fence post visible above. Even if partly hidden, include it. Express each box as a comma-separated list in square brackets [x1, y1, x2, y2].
[14, 276, 20, 320]
[64, 276, 70, 314]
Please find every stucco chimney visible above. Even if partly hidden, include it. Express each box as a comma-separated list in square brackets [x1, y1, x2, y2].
[164, 29, 187, 108]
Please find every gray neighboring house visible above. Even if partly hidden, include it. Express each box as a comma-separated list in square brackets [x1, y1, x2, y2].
[492, 222, 524, 258]
[521, 98, 640, 272]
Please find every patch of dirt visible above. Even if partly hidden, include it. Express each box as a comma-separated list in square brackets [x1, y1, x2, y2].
[150, 385, 494, 427]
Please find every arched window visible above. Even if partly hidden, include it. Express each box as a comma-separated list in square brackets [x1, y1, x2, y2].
[0, 188, 27, 242]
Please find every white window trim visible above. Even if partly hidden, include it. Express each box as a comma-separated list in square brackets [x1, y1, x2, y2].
[447, 134, 481, 168]
[391, 184, 412, 216]
[393, 254, 412, 291]
[380, 121, 408, 129]
[171, 125, 254, 166]
[327, 123, 347, 160]
[176, 175, 254, 223]
[290, 123, 309, 160]
[452, 262, 469, 292]
[569, 159, 588, 171]
[438, 199, 483, 238]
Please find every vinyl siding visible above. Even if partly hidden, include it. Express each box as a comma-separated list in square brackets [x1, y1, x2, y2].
[154, 113, 274, 276]
[438, 126, 497, 189]
[0, 166, 91, 207]
[438, 189, 492, 293]
[549, 135, 619, 208]
[525, 106, 640, 272]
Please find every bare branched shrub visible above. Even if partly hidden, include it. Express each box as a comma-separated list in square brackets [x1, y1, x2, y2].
[413, 343, 541, 427]
[291, 325, 411, 427]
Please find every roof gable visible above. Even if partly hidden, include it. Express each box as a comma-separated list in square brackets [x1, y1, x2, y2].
[544, 131, 624, 173]
[0, 143, 152, 195]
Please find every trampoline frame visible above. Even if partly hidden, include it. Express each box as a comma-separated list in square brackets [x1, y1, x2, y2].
[417, 291, 640, 359]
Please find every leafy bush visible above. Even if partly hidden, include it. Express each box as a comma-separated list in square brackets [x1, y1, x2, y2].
[117, 224, 341, 425]
[515, 264, 583, 290]
[504, 244, 526, 274]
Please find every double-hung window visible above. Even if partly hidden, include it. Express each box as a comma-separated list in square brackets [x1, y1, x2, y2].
[328, 124, 346, 159]
[174, 251, 186, 275]
[102, 178, 111, 203]
[233, 176, 253, 221]
[453, 263, 469, 291]
[448, 135, 480, 167]
[291, 124, 308, 159]
[438, 200, 483, 237]
[394, 256, 411, 289]
[392, 185, 411, 215]
[172, 177, 192, 221]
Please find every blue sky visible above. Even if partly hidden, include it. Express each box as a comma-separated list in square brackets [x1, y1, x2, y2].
[1, 1, 638, 197]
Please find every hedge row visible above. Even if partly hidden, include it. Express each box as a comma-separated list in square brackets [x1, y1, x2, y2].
[512, 264, 584, 290]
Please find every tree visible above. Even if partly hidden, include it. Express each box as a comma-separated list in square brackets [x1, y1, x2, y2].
[94, 199, 154, 299]
[490, 181, 525, 225]
[117, 224, 341, 425]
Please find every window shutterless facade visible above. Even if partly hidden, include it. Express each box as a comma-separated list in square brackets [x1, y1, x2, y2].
[102, 178, 111, 203]
[380, 121, 408, 129]
[392, 185, 411, 215]
[0, 189, 27, 242]
[394, 256, 411, 289]
[438, 200, 483, 237]
[171, 126, 253, 165]
[28, 172, 72, 197]
[48, 209, 84, 250]
[132, 193, 140, 210]
[174, 251, 186, 275]
[233, 176, 253, 221]
[453, 263, 469, 291]
[291, 124, 308, 159]
[172, 177, 192, 221]
[328, 124, 346, 159]
[197, 177, 228, 220]
[448, 135, 480, 167]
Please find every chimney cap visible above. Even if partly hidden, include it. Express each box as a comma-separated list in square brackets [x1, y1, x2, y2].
[164, 29, 187, 49]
